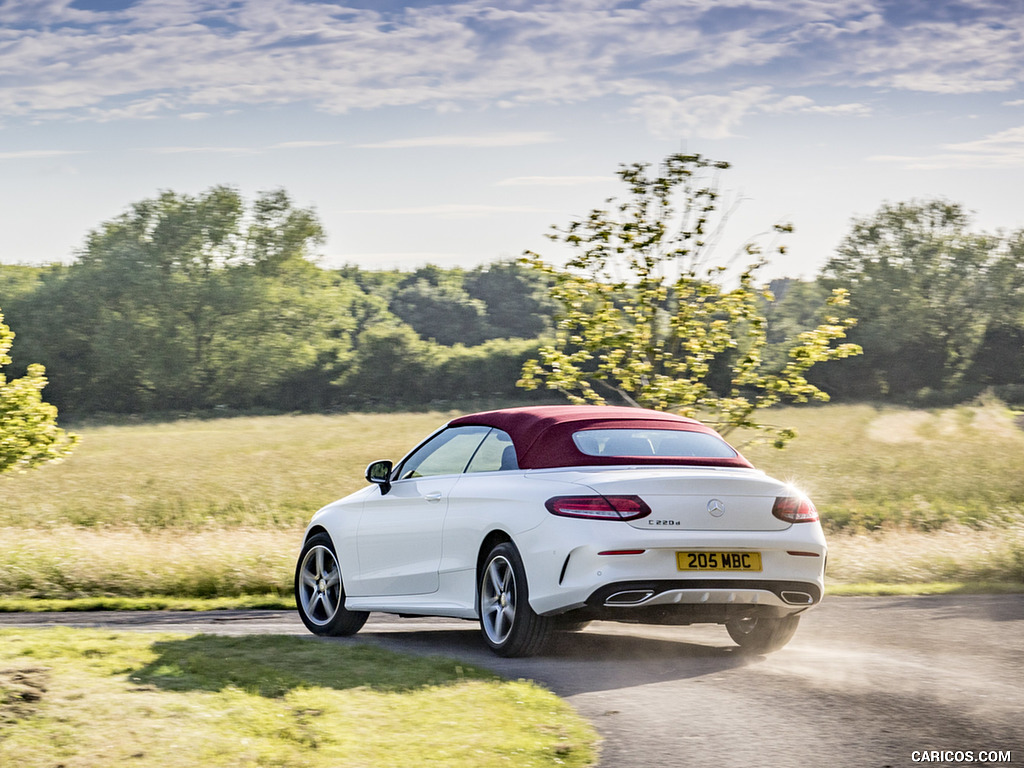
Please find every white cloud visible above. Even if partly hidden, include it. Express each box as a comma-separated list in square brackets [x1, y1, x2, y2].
[802, 102, 873, 117]
[146, 139, 345, 154]
[850, 19, 1023, 95]
[270, 140, 345, 150]
[631, 87, 871, 140]
[356, 132, 559, 149]
[759, 96, 871, 117]
[0, 0, 1019, 136]
[148, 145, 259, 155]
[496, 175, 612, 186]
[871, 125, 1024, 169]
[0, 149, 83, 160]
[342, 203, 550, 217]
[631, 88, 774, 140]
[885, 71, 1015, 95]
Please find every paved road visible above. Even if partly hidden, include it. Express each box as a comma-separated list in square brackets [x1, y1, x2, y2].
[3, 595, 1021, 767]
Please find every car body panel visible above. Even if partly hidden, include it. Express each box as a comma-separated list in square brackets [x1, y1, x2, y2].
[351, 474, 457, 596]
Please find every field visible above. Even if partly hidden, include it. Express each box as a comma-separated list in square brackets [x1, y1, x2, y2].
[0, 403, 1022, 605]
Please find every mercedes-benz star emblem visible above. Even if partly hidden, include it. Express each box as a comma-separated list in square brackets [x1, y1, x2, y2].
[707, 499, 725, 517]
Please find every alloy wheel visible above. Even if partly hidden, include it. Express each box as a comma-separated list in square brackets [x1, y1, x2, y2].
[481, 554, 517, 645]
[297, 544, 342, 627]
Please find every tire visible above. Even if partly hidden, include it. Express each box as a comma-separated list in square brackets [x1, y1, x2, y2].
[725, 614, 801, 654]
[478, 542, 554, 657]
[295, 532, 368, 637]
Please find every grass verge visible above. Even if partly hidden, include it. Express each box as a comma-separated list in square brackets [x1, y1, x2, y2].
[0, 595, 294, 612]
[1, 581, 1022, 613]
[825, 582, 1024, 596]
[0, 628, 599, 768]
[2, 523, 1020, 604]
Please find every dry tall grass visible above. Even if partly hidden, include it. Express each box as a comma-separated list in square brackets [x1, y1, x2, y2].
[826, 520, 1024, 585]
[0, 526, 298, 599]
[0, 412, 454, 528]
[1, 522, 1020, 600]
[742, 402, 1024, 531]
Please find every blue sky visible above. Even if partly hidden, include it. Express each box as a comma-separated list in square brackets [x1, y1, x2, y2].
[1, 0, 1022, 279]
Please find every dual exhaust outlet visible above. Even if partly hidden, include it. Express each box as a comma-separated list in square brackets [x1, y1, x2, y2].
[604, 588, 815, 607]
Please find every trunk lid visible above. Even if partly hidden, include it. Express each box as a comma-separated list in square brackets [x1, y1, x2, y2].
[574, 467, 795, 531]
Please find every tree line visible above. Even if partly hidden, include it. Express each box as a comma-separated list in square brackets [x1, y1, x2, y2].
[0, 187, 554, 416]
[1, 183, 1022, 422]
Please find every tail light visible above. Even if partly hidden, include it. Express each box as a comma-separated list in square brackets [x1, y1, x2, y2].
[772, 496, 819, 524]
[545, 495, 651, 521]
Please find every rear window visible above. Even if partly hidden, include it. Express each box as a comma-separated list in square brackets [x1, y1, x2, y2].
[572, 428, 738, 459]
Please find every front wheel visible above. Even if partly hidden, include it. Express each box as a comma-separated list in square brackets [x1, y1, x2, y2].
[295, 533, 368, 637]
[478, 542, 553, 657]
[725, 614, 801, 654]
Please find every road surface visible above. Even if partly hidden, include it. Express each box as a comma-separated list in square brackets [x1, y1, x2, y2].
[2, 594, 1021, 767]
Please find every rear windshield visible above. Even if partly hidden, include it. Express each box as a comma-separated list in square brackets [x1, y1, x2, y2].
[572, 428, 738, 459]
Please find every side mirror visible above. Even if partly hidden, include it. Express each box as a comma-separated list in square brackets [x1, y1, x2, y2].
[365, 460, 393, 495]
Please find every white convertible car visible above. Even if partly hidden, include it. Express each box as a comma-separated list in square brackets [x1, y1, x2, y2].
[295, 405, 826, 656]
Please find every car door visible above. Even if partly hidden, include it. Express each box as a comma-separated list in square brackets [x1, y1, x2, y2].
[440, 427, 532, 578]
[351, 425, 490, 597]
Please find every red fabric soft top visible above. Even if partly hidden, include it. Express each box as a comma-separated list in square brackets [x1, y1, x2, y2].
[447, 405, 752, 470]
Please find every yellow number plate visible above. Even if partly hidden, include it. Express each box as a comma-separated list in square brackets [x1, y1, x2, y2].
[676, 551, 762, 571]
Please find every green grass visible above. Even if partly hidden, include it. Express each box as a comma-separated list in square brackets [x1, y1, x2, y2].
[0, 595, 294, 612]
[0, 628, 599, 767]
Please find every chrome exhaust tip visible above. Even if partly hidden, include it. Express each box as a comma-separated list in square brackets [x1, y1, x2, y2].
[604, 589, 656, 606]
[781, 590, 814, 605]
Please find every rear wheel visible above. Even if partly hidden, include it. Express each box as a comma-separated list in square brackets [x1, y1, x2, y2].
[478, 542, 553, 657]
[726, 614, 801, 653]
[295, 533, 368, 637]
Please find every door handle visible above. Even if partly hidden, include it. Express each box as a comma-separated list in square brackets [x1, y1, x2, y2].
[423, 492, 443, 502]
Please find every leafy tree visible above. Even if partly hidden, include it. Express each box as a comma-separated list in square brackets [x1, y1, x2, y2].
[435, 337, 544, 402]
[0, 265, 47, 302]
[389, 265, 493, 346]
[208, 263, 384, 409]
[964, 228, 1024, 390]
[821, 200, 1020, 398]
[245, 189, 325, 274]
[0, 308, 77, 474]
[463, 260, 555, 339]
[8, 187, 369, 414]
[346, 261, 555, 345]
[518, 153, 860, 446]
[347, 323, 438, 405]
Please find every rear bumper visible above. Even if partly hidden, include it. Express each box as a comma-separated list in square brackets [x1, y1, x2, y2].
[521, 521, 827, 617]
[589, 578, 822, 608]
[547, 579, 823, 625]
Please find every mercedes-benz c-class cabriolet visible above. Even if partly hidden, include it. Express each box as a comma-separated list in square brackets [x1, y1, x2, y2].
[295, 405, 826, 656]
